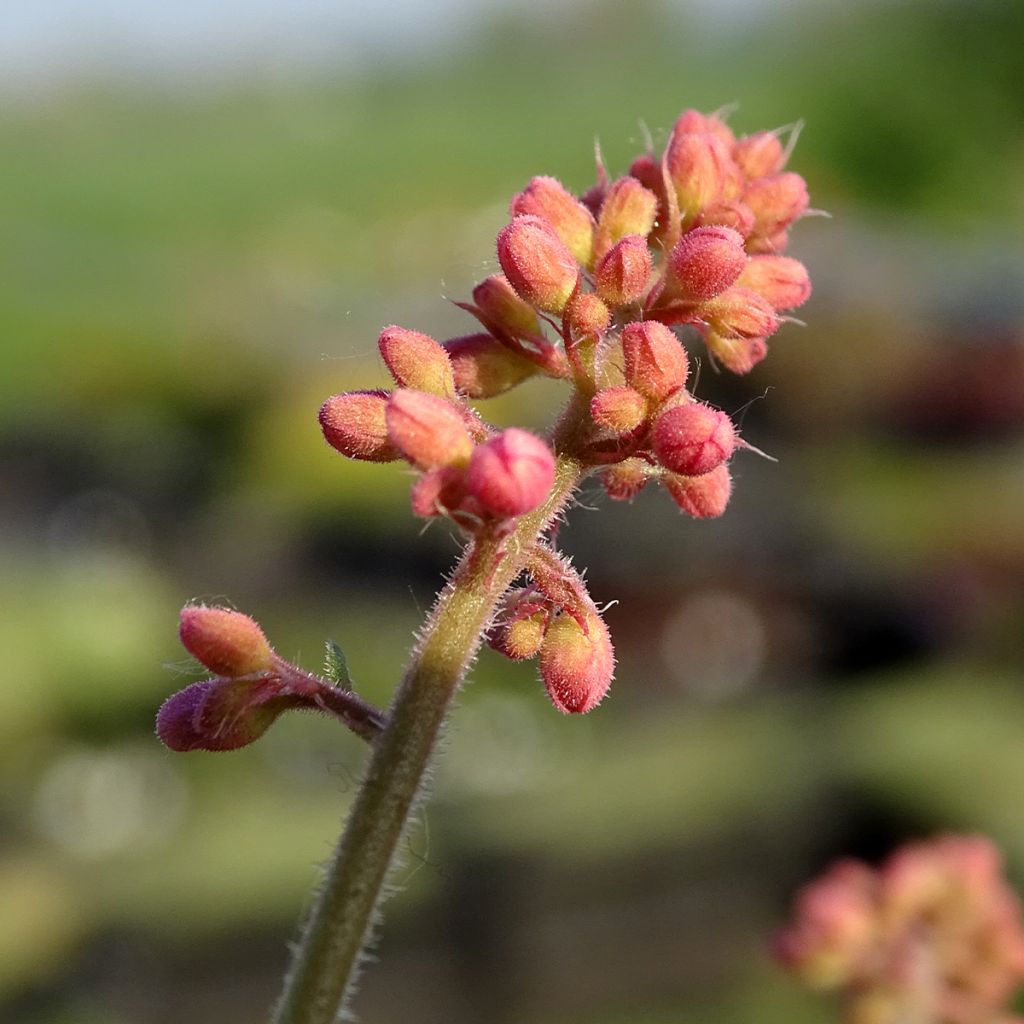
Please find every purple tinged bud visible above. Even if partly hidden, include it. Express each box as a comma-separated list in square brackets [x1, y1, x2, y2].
[467, 428, 555, 518]
[652, 402, 736, 476]
[319, 390, 399, 463]
[156, 680, 214, 751]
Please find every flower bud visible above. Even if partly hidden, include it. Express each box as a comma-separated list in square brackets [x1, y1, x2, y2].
[590, 386, 648, 434]
[668, 225, 747, 301]
[471, 274, 543, 339]
[386, 389, 473, 469]
[702, 286, 780, 340]
[600, 458, 650, 502]
[539, 609, 614, 714]
[662, 464, 732, 518]
[652, 402, 736, 476]
[674, 108, 736, 148]
[734, 131, 786, 179]
[467, 428, 555, 518]
[319, 390, 399, 463]
[409, 465, 469, 519]
[156, 680, 213, 751]
[489, 594, 551, 661]
[444, 333, 538, 398]
[665, 131, 737, 221]
[378, 325, 455, 397]
[497, 215, 580, 314]
[510, 176, 595, 267]
[621, 320, 689, 401]
[737, 255, 811, 310]
[743, 172, 809, 239]
[179, 605, 274, 677]
[594, 235, 652, 307]
[593, 177, 659, 261]
[704, 332, 769, 375]
[698, 200, 755, 238]
[565, 292, 611, 338]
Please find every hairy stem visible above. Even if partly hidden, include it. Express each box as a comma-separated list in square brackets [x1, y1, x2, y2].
[272, 447, 584, 1024]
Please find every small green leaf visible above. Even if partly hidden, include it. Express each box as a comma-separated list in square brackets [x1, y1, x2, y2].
[323, 640, 353, 690]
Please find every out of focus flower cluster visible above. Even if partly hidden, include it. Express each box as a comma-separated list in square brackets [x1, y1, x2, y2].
[776, 835, 1024, 1024]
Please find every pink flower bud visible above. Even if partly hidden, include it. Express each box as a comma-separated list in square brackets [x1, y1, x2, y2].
[673, 108, 736, 148]
[510, 176, 595, 267]
[539, 609, 614, 714]
[652, 402, 736, 476]
[319, 390, 399, 463]
[662, 464, 732, 518]
[600, 458, 650, 502]
[665, 131, 738, 221]
[733, 131, 786, 179]
[409, 465, 469, 519]
[702, 286, 780, 340]
[738, 255, 812, 310]
[593, 177, 659, 261]
[590, 386, 648, 434]
[378, 325, 455, 397]
[179, 605, 274, 677]
[743, 172, 809, 239]
[471, 274, 543, 339]
[497, 215, 580, 314]
[704, 332, 769, 375]
[698, 200, 755, 238]
[386, 389, 473, 469]
[668, 225, 747, 301]
[444, 332, 538, 398]
[594, 235, 652, 307]
[621, 320, 689, 401]
[467, 428, 555, 518]
[565, 292, 611, 338]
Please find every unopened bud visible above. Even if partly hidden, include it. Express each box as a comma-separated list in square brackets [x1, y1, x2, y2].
[734, 131, 786, 179]
[704, 332, 769, 375]
[409, 465, 469, 519]
[386, 389, 473, 469]
[593, 177, 659, 261]
[471, 274, 543, 339]
[702, 286, 780, 340]
[600, 458, 650, 502]
[652, 401, 736, 476]
[668, 225, 747, 301]
[319, 390, 398, 462]
[744, 172, 809, 239]
[737, 255, 811, 310]
[673, 108, 736, 148]
[489, 594, 551, 661]
[467, 428, 555, 518]
[621, 320, 689, 401]
[497, 215, 580, 314]
[444, 333, 538, 398]
[179, 605, 274, 677]
[539, 609, 614, 714]
[510, 176, 595, 267]
[662, 464, 732, 518]
[698, 200, 755, 238]
[156, 680, 213, 751]
[594, 236, 652, 307]
[666, 131, 738, 221]
[565, 292, 611, 338]
[591, 386, 648, 434]
[378, 325, 455, 397]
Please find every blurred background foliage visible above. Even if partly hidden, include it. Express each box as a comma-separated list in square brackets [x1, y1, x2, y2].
[1, 0, 1023, 1021]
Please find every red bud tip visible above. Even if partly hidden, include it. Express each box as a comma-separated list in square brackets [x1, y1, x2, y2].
[378, 326, 455, 397]
[737, 255, 812, 310]
[702, 286, 780, 340]
[565, 292, 611, 338]
[539, 610, 614, 714]
[733, 131, 786, 179]
[663, 464, 732, 518]
[467, 428, 555, 518]
[652, 402, 736, 476]
[600, 458, 650, 502]
[497, 216, 580, 315]
[665, 131, 738, 221]
[621, 320, 689, 401]
[595, 235, 652, 307]
[179, 605, 274, 677]
[593, 177, 659, 261]
[510, 176, 595, 267]
[386, 389, 473, 469]
[743, 172, 809, 242]
[668, 225, 748, 301]
[319, 390, 399, 462]
[444, 333, 538, 398]
[471, 274, 543, 339]
[591, 386, 648, 434]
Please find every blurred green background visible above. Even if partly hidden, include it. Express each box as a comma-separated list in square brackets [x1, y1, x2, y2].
[2, 0, 1023, 1021]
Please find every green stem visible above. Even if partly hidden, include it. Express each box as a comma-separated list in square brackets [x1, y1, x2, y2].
[272, 450, 584, 1024]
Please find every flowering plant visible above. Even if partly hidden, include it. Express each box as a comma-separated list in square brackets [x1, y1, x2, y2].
[157, 107, 813, 1023]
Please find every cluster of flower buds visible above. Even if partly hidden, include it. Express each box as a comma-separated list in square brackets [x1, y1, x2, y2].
[487, 543, 614, 714]
[775, 835, 1024, 1024]
[157, 606, 384, 751]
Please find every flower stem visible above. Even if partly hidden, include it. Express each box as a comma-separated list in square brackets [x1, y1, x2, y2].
[272, 450, 584, 1024]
